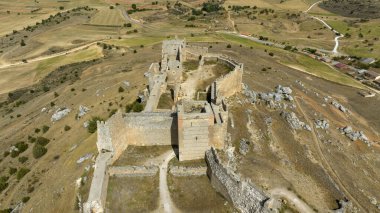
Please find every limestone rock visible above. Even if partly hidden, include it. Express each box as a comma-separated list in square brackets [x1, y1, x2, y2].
[339, 126, 371, 146]
[280, 111, 311, 131]
[51, 107, 71, 122]
[78, 105, 90, 118]
[239, 139, 250, 156]
[331, 100, 348, 113]
[315, 119, 329, 129]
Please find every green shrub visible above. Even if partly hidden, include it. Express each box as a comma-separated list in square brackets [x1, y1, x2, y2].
[9, 167, 17, 175]
[118, 86, 124, 92]
[42, 125, 50, 133]
[33, 144, 47, 159]
[3, 151, 10, 157]
[28, 136, 36, 143]
[64, 125, 71, 131]
[22, 196, 30, 203]
[0, 208, 13, 213]
[226, 44, 231, 48]
[125, 101, 144, 113]
[87, 117, 104, 133]
[18, 156, 28, 163]
[0, 176, 8, 192]
[34, 128, 41, 133]
[36, 137, 49, 146]
[16, 168, 30, 180]
[15, 142, 28, 153]
[109, 109, 117, 118]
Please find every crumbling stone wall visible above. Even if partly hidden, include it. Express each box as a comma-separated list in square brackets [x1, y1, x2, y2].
[214, 62, 243, 104]
[206, 148, 269, 213]
[185, 45, 208, 60]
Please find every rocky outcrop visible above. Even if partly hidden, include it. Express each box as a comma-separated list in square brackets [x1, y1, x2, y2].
[205, 148, 269, 213]
[339, 126, 371, 146]
[51, 107, 71, 122]
[315, 119, 329, 130]
[280, 111, 311, 131]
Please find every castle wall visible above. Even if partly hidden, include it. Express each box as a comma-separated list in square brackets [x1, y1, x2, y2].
[144, 73, 167, 112]
[177, 102, 213, 161]
[185, 45, 208, 60]
[124, 112, 178, 146]
[214, 63, 243, 104]
[205, 148, 269, 213]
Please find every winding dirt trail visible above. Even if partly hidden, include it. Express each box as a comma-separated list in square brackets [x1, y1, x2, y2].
[294, 96, 365, 212]
[0, 41, 102, 69]
[269, 188, 314, 213]
[303, 1, 344, 54]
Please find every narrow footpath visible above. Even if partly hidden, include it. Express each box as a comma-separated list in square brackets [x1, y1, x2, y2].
[158, 150, 179, 213]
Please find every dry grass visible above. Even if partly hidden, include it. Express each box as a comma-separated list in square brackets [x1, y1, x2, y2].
[168, 174, 236, 212]
[106, 175, 159, 212]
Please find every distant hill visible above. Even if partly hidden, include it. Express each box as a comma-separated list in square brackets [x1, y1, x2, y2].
[320, 0, 380, 19]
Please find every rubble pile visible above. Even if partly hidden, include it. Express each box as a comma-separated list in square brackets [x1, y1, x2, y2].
[280, 111, 311, 131]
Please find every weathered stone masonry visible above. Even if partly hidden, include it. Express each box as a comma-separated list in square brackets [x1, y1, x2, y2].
[84, 39, 245, 213]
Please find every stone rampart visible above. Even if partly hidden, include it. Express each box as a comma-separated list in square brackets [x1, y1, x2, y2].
[109, 166, 158, 177]
[205, 148, 269, 213]
[123, 112, 178, 146]
[214, 63, 243, 104]
[83, 152, 113, 213]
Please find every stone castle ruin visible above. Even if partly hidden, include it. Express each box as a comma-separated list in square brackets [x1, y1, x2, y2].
[84, 38, 245, 212]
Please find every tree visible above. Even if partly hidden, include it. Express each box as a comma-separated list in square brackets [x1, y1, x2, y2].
[226, 44, 231, 48]
[118, 86, 125, 92]
[20, 39, 26, 46]
[59, 6, 64, 10]
[132, 4, 137, 10]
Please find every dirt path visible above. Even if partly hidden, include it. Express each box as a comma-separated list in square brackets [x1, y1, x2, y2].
[294, 96, 365, 212]
[269, 188, 314, 213]
[303, 1, 344, 54]
[0, 41, 102, 69]
[157, 150, 180, 213]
